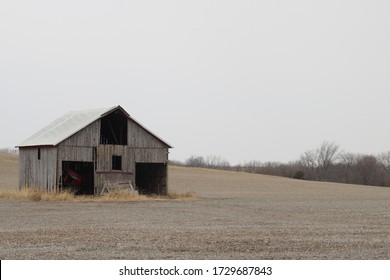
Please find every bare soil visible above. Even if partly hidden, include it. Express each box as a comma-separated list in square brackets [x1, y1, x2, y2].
[0, 153, 18, 191]
[0, 154, 389, 259]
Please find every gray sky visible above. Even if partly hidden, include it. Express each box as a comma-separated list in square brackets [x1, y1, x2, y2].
[1, 0, 389, 164]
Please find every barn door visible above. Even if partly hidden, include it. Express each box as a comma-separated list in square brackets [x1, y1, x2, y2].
[62, 161, 94, 195]
[135, 163, 167, 195]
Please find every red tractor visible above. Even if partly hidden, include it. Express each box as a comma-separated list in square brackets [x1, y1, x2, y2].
[63, 168, 84, 193]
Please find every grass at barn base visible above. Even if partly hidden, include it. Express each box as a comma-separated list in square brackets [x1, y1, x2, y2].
[0, 188, 197, 202]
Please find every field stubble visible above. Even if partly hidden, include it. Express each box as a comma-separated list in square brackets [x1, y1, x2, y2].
[0, 154, 389, 259]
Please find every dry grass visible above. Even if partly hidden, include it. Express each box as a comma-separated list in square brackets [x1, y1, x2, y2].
[0, 188, 76, 201]
[0, 154, 197, 202]
[0, 188, 197, 202]
[98, 190, 197, 201]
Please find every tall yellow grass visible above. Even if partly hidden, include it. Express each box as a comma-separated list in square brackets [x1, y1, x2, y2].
[0, 188, 197, 202]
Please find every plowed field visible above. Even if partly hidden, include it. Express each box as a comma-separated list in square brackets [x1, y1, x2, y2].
[0, 154, 389, 259]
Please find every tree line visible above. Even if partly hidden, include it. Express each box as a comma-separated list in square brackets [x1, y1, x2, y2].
[171, 141, 390, 187]
[0, 147, 18, 154]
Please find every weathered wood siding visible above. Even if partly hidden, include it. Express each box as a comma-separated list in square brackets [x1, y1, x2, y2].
[60, 121, 100, 147]
[97, 145, 133, 172]
[95, 144, 134, 193]
[128, 118, 169, 163]
[128, 119, 167, 148]
[57, 146, 93, 162]
[134, 148, 168, 163]
[18, 147, 57, 191]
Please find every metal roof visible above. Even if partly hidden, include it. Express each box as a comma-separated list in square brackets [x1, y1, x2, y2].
[17, 106, 172, 148]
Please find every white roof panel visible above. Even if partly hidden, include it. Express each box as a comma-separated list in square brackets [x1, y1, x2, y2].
[17, 107, 115, 147]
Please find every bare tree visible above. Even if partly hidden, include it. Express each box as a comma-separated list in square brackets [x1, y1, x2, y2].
[355, 155, 380, 185]
[338, 152, 358, 183]
[185, 155, 230, 169]
[277, 161, 300, 178]
[205, 155, 230, 169]
[317, 141, 339, 180]
[299, 141, 340, 181]
[242, 160, 262, 174]
[185, 156, 206, 167]
[299, 150, 317, 180]
[378, 151, 390, 175]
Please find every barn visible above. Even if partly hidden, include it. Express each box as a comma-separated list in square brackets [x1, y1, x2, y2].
[16, 105, 171, 195]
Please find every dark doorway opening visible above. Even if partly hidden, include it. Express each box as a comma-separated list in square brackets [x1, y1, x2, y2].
[100, 110, 128, 145]
[62, 161, 94, 195]
[135, 163, 167, 195]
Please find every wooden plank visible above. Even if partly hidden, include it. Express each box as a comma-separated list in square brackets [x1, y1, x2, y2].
[128, 118, 168, 148]
[18, 147, 57, 191]
[100, 180, 138, 195]
[134, 148, 168, 163]
[59, 121, 100, 147]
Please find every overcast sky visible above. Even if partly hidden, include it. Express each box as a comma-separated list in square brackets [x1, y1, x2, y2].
[1, 0, 389, 164]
